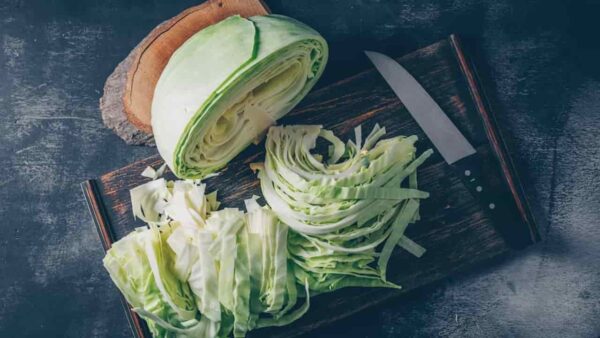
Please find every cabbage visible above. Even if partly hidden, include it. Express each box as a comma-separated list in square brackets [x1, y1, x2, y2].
[243, 198, 310, 329]
[257, 124, 432, 292]
[105, 179, 308, 337]
[103, 225, 201, 337]
[152, 14, 328, 179]
[141, 163, 168, 180]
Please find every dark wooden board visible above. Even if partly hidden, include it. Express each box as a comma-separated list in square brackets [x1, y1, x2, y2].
[82, 35, 539, 338]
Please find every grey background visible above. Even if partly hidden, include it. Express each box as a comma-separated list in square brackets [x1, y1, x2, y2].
[1, 0, 599, 337]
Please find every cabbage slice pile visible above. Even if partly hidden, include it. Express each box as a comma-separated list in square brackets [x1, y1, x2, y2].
[258, 125, 433, 292]
[152, 14, 328, 179]
[104, 179, 308, 338]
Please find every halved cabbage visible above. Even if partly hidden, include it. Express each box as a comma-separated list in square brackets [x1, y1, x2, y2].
[257, 124, 432, 292]
[152, 15, 328, 179]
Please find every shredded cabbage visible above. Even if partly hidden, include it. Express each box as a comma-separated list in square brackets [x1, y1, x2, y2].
[257, 124, 432, 292]
[152, 15, 328, 179]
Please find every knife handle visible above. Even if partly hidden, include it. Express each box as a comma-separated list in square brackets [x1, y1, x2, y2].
[451, 153, 532, 249]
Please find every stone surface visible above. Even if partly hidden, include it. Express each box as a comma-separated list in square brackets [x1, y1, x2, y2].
[0, 0, 598, 337]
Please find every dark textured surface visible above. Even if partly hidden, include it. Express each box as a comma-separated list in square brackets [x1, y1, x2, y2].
[0, 0, 598, 337]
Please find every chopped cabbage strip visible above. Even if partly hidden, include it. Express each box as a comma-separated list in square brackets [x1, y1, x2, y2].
[377, 199, 419, 280]
[397, 236, 427, 258]
[133, 308, 210, 336]
[258, 124, 432, 292]
[255, 279, 310, 328]
[141, 166, 157, 179]
[141, 163, 168, 180]
[233, 223, 251, 337]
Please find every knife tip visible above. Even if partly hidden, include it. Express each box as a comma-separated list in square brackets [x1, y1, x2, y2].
[364, 50, 388, 62]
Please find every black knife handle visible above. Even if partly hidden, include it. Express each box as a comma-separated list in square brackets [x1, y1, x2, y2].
[451, 153, 532, 249]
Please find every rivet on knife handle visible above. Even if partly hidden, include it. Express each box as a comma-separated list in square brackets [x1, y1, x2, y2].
[451, 153, 531, 249]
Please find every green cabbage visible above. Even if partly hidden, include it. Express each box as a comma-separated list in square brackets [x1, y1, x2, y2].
[105, 179, 308, 338]
[257, 124, 432, 292]
[152, 14, 328, 179]
[103, 225, 202, 337]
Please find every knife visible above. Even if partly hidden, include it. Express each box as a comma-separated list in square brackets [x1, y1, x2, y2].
[365, 50, 532, 249]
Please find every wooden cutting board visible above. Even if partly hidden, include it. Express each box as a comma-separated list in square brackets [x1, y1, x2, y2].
[82, 35, 539, 338]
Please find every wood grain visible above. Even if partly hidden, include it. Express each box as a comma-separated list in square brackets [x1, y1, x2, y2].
[83, 35, 539, 338]
[100, 0, 270, 144]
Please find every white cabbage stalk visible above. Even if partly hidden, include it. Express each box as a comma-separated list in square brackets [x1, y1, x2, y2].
[258, 124, 433, 292]
[105, 178, 308, 338]
[152, 14, 328, 179]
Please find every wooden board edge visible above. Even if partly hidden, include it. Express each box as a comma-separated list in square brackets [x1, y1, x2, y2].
[448, 34, 541, 244]
[80, 180, 149, 338]
[81, 180, 115, 250]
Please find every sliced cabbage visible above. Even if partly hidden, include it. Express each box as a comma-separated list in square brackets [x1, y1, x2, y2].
[152, 14, 328, 179]
[105, 177, 308, 337]
[103, 225, 201, 337]
[258, 124, 432, 292]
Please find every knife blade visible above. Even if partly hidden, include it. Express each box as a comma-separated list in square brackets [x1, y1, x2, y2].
[366, 50, 532, 249]
[365, 51, 476, 164]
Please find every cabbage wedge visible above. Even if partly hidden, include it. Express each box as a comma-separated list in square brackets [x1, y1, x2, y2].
[152, 15, 328, 179]
[257, 124, 432, 293]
